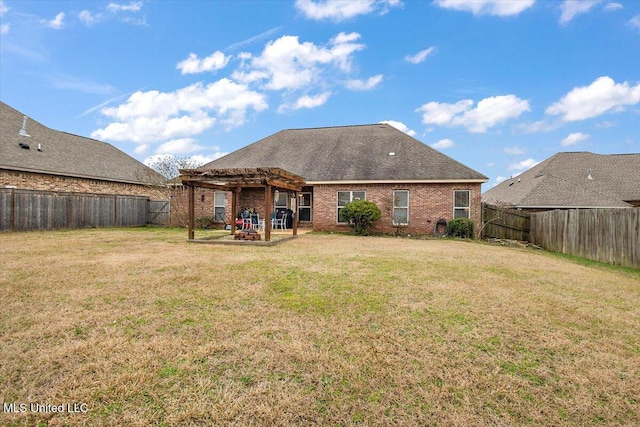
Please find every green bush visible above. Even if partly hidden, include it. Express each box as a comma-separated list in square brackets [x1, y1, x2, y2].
[448, 218, 474, 239]
[339, 200, 381, 236]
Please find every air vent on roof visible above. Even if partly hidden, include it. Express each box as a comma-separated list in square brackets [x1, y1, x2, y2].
[587, 168, 594, 180]
[19, 116, 31, 137]
[389, 152, 396, 156]
[19, 142, 30, 150]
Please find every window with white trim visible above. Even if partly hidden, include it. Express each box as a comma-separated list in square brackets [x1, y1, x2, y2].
[337, 190, 365, 223]
[393, 190, 409, 225]
[298, 192, 312, 222]
[454, 190, 470, 219]
[214, 191, 226, 222]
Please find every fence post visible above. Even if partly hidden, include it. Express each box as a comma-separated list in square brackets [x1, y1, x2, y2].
[9, 188, 16, 232]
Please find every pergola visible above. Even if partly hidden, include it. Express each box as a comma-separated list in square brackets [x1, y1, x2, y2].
[179, 167, 306, 242]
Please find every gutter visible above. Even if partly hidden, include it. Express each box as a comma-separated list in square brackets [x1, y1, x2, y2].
[306, 179, 488, 185]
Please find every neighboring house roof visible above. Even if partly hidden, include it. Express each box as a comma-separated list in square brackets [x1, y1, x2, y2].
[0, 101, 165, 186]
[202, 124, 488, 183]
[483, 152, 640, 208]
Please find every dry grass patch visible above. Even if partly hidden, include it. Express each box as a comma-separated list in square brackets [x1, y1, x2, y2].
[1, 228, 639, 426]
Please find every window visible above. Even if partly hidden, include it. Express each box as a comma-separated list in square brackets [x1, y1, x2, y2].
[393, 190, 409, 225]
[214, 191, 226, 222]
[275, 191, 288, 210]
[337, 190, 365, 223]
[298, 192, 312, 222]
[454, 190, 470, 219]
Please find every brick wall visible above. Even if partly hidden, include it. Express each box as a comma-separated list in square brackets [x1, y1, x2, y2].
[312, 183, 482, 235]
[169, 182, 483, 235]
[1, 170, 167, 200]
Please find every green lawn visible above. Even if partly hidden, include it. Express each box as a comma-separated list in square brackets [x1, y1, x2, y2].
[1, 228, 638, 426]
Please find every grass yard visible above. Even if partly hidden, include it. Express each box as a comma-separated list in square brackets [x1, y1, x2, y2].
[1, 228, 639, 426]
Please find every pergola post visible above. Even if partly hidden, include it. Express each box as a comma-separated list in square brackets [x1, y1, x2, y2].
[293, 190, 298, 236]
[187, 184, 195, 240]
[230, 189, 238, 234]
[264, 184, 272, 242]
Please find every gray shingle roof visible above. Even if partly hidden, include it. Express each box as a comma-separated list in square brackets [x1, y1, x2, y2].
[483, 152, 640, 208]
[202, 124, 488, 182]
[1, 102, 164, 186]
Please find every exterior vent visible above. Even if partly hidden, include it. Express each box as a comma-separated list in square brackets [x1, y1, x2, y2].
[19, 116, 31, 137]
[19, 142, 30, 149]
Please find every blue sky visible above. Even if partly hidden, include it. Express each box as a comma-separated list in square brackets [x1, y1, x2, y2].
[1, 0, 639, 190]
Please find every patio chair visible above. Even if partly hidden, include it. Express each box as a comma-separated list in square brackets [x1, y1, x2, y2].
[242, 211, 252, 230]
[276, 213, 287, 230]
[251, 214, 264, 231]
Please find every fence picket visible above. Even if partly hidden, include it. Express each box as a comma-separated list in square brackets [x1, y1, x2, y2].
[0, 189, 169, 231]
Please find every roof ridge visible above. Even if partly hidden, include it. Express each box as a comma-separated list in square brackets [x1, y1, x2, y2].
[283, 123, 388, 131]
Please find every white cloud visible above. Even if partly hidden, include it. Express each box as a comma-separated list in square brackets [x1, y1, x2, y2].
[233, 32, 365, 91]
[545, 76, 640, 122]
[78, 10, 97, 25]
[279, 92, 331, 113]
[416, 95, 530, 133]
[493, 176, 507, 187]
[92, 79, 268, 143]
[595, 120, 616, 128]
[404, 47, 436, 64]
[504, 146, 525, 155]
[486, 162, 495, 167]
[49, 74, 117, 95]
[604, 2, 623, 12]
[190, 153, 228, 165]
[559, 0, 601, 24]
[434, 0, 535, 16]
[630, 15, 640, 30]
[561, 132, 590, 146]
[43, 12, 65, 29]
[0, 23, 9, 34]
[432, 138, 454, 149]
[295, 0, 401, 21]
[177, 51, 231, 74]
[156, 138, 207, 155]
[0, 1, 9, 16]
[134, 144, 150, 154]
[225, 26, 283, 51]
[507, 158, 539, 171]
[379, 120, 416, 136]
[107, 2, 142, 13]
[345, 74, 383, 91]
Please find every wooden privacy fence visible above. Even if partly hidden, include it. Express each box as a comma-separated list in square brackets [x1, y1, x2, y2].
[0, 188, 170, 231]
[481, 203, 531, 241]
[530, 208, 640, 269]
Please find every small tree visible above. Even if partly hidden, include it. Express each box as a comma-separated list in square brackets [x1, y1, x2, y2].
[146, 155, 204, 227]
[339, 200, 381, 236]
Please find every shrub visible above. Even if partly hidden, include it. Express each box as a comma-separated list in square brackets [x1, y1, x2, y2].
[339, 200, 381, 236]
[196, 216, 216, 229]
[448, 218, 474, 239]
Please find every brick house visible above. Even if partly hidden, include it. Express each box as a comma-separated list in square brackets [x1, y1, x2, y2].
[189, 124, 488, 235]
[1, 101, 166, 199]
[483, 152, 640, 212]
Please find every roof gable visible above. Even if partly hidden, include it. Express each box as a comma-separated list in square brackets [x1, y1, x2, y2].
[483, 152, 640, 208]
[0, 102, 164, 186]
[203, 124, 487, 182]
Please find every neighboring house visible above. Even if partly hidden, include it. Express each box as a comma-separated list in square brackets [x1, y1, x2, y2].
[0, 101, 166, 199]
[483, 152, 640, 211]
[193, 123, 488, 234]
